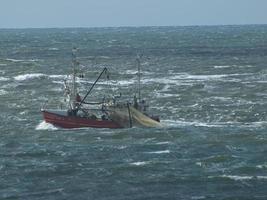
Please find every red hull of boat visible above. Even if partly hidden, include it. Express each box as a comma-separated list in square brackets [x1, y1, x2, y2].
[41, 110, 122, 129]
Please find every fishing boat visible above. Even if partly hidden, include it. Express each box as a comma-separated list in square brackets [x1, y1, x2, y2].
[41, 49, 161, 129]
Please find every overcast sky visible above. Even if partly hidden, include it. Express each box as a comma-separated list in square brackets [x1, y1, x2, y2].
[0, 0, 267, 28]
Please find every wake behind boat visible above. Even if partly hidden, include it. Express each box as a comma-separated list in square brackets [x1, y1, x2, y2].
[41, 49, 161, 129]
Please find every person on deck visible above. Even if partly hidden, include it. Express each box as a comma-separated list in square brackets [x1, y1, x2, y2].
[76, 93, 82, 102]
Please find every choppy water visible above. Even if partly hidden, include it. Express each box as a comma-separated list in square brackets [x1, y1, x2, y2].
[1, 25, 267, 199]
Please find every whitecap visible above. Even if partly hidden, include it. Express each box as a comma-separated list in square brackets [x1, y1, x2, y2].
[5, 58, 25, 62]
[146, 150, 170, 154]
[161, 119, 225, 128]
[180, 74, 228, 80]
[256, 164, 267, 169]
[111, 80, 136, 86]
[125, 70, 138, 75]
[218, 175, 267, 181]
[142, 73, 228, 85]
[49, 75, 68, 79]
[14, 73, 46, 81]
[214, 65, 231, 69]
[130, 161, 150, 166]
[191, 196, 206, 200]
[155, 141, 171, 145]
[0, 77, 10, 81]
[35, 121, 58, 130]
[48, 47, 59, 51]
[154, 92, 178, 98]
[0, 89, 8, 95]
[5, 58, 39, 63]
[209, 96, 232, 102]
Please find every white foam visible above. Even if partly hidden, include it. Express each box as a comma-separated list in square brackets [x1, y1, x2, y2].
[14, 73, 46, 81]
[35, 121, 58, 130]
[142, 73, 228, 85]
[125, 70, 138, 75]
[5, 58, 39, 63]
[179, 74, 228, 80]
[48, 47, 59, 51]
[155, 141, 171, 145]
[49, 75, 68, 79]
[5, 58, 25, 62]
[113, 80, 136, 86]
[214, 65, 231, 69]
[219, 175, 267, 181]
[146, 150, 170, 154]
[191, 196, 206, 200]
[161, 119, 226, 128]
[0, 77, 10, 81]
[123, 70, 153, 75]
[143, 72, 254, 86]
[209, 96, 232, 102]
[256, 164, 267, 169]
[130, 161, 150, 166]
[0, 89, 8, 95]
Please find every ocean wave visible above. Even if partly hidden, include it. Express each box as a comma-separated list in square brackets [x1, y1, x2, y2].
[123, 70, 153, 75]
[146, 150, 170, 154]
[0, 89, 8, 95]
[161, 119, 267, 128]
[109, 80, 136, 86]
[5, 58, 26, 62]
[142, 72, 256, 86]
[5, 58, 39, 63]
[214, 65, 232, 69]
[154, 92, 178, 98]
[48, 75, 68, 79]
[14, 73, 46, 81]
[180, 74, 228, 80]
[130, 161, 151, 166]
[161, 120, 224, 128]
[142, 73, 228, 85]
[210, 175, 267, 181]
[0, 77, 10, 81]
[256, 163, 267, 169]
[35, 121, 58, 130]
[155, 141, 171, 145]
[48, 47, 59, 51]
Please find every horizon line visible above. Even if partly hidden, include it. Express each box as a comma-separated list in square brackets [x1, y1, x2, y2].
[1, 23, 267, 30]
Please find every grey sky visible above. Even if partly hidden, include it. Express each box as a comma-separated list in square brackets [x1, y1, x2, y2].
[0, 0, 267, 28]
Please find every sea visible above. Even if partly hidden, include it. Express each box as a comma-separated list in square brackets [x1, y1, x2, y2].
[0, 25, 267, 200]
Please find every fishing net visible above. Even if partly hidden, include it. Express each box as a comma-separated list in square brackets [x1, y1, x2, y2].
[107, 105, 161, 128]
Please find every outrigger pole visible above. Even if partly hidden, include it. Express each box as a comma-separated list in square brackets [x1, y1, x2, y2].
[76, 67, 108, 110]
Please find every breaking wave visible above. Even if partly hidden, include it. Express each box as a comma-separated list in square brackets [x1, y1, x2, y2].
[35, 121, 58, 130]
[0, 89, 8, 95]
[14, 73, 46, 81]
[129, 161, 151, 166]
[161, 120, 267, 128]
[209, 175, 267, 181]
[0, 77, 10, 81]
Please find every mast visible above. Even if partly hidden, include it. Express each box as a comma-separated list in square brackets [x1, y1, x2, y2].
[136, 54, 142, 102]
[71, 48, 78, 109]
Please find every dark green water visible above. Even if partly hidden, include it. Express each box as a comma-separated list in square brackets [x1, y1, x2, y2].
[1, 25, 267, 199]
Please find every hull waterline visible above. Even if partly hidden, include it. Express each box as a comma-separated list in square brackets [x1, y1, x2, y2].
[41, 110, 122, 129]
